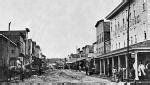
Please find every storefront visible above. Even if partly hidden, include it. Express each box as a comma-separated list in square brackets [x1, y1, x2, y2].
[98, 46, 150, 81]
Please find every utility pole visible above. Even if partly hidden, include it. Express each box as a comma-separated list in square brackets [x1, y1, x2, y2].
[8, 22, 11, 65]
[6, 22, 11, 81]
[127, 0, 131, 81]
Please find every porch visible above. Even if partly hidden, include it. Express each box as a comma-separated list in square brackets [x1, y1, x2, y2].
[97, 47, 150, 81]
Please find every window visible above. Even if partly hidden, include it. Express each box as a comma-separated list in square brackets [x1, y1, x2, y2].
[144, 31, 147, 40]
[111, 22, 112, 32]
[119, 42, 120, 48]
[102, 32, 104, 42]
[135, 35, 137, 43]
[124, 41, 126, 47]
[97, 36, 99, 43]
[115, 19, 117, 31]
[126, 10, 128, 22]
[12, 50, 15, 54]
[100, 34, 101, 43]
[116, 43, 117, 49]
[134, 10, 136, 24]
[143, 0, 146, 11]
[102, 36, 104, 42]
[131, 37, 133, 44]
[129, 13, 131, 25]
[123, 18, 125, 26]
[118, 22, 120, 29]
[137, 15, 140, 23]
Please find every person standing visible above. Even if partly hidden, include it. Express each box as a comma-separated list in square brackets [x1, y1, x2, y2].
[16, 58, 22, 68]
[138, 61, 146, 80]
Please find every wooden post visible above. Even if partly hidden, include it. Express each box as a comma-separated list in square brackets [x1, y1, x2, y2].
[103, 59, 106, 75]
[134, 52, 139, 80]
[100, 59, 102, 75]
[112, 57, 114, 72]
[107, 58, 109, 76]
[125, 54, 128, 79]
[118, 56, 121, 71]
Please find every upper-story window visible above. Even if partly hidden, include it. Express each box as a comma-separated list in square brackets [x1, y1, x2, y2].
[102, 32, 104, 42]
[144, 31, 147, 40]
[124, 41, 126, 47]
[135, 35, 137, 43]
[129, 13, 131, 21]
[133, 4, 136, 25]
[12, 49, 15, 54]
[111, 22, 112, 32]
[97, 36, 99, 43]
[131, 36, 133, 45]
[123, 18, 125, 26]
[126, 10, 128, 22]
[134, 10, 136, 24]
[100, 34, 101, 43]
[115, 19, 117, 31]
[118, 22, 120, 29]
[143, 0, 146, 11]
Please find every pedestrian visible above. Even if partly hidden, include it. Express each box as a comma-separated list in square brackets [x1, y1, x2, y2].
[112, 66, 117, 81]
[145, 61, 150, 79]
[85, 62, 89, 75]
[138, 61, 146, 81]
[131, 59, 135, 79]
[118, 66, 123, 82]
[16, 58, 22, 68]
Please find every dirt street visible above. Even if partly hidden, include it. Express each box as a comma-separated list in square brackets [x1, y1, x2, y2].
[23, 69, 111, 84]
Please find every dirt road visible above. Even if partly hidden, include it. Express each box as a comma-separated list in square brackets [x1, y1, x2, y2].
[23, 69, 111, 84]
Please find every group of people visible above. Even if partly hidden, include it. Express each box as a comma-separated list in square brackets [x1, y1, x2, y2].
[137, 61, 150, 80]
[130, 60, 150, 81]
[112, 60, 150, 82]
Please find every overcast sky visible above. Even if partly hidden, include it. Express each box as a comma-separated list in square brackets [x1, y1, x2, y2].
[0, 0, 121, 58]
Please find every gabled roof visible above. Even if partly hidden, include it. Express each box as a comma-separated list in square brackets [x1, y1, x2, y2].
[105, 0, 131, 20]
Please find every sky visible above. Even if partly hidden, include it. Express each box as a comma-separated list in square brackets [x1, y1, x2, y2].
[0, 0, 121, 58]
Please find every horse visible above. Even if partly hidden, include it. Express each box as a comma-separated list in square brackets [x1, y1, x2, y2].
[7, 65, 22, 80]
[7, 63, 32, 81]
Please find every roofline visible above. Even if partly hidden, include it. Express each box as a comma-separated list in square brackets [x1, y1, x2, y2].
[93, 41, 97, 45]
[95, 19, 104, 27]
[0, 34, 17, 46]
[105, 0, 130, 20]
[0, 29, 30, 33]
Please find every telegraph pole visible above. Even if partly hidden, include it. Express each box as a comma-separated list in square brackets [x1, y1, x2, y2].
[6, 22, 11, 81]
[8, 22, 11, 65]
[127, 1, 131, 81]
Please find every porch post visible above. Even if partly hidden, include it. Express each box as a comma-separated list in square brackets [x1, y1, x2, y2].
[125, 54, 128, 79]
[112, 57, 114, 76]
[118, 56, 121, 70]
[94, 58, 95, 66]
[107, 58, 109, 76]
[103, 59, 106, 75]
[134, 52, 139, 80]
[100, 59, 102, 75]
